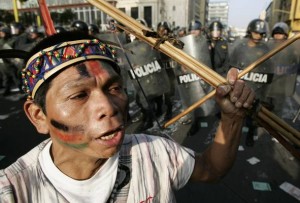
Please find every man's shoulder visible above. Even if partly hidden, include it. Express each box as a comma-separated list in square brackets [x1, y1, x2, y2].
[1, 139, 50, 181]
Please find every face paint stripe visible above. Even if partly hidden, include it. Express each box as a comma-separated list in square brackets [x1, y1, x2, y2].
[87, 60, 104, 76]
[50, 120, 84, 142]
[76, 63, 90, 77]
[56, 138, 88, 149]
[54, 129, 83, 142]
[51, 119, 69, 132]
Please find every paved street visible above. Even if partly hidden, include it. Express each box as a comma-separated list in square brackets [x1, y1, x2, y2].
[0, 91, 300, 203]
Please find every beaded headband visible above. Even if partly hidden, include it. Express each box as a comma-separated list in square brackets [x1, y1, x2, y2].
[22, 39, 118, 100]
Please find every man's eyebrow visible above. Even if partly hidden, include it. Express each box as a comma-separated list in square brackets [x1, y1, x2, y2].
[103, 75, 123, 89]
[61, 78, 90, 91]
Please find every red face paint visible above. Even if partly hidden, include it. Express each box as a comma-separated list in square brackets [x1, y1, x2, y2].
[87, 61, 105, 77]
[52, 127, 84, 142]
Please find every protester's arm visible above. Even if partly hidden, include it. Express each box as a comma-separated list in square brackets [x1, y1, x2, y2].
[189, 68, 255, 182]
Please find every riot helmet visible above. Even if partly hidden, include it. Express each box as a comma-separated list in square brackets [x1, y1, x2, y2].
[246, 19, 267, 36]
[188, 20, 202, 32]
[88, 24, 100, 35]
[157, 21, 171, 37]
[70, 20, 89, 33]
[29, 25, 44, 40]
[29, 25, 38, 34]
[209, 21, 223, 38]
[55, 26, 66, 34]
[177, 27, 187, 38]
[10, 22, 25, 35]
[0, 26, 11, 39]
[272, 22, 289, 38]
[106, 17, 117, 31]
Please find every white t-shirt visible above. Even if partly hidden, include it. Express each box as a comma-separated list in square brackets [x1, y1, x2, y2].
[38, 141, 119, 203]
[1, 134, 195, 202]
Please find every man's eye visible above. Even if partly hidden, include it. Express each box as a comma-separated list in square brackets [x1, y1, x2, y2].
[109, 85, 123, 93]
[70, 92, 87, 100]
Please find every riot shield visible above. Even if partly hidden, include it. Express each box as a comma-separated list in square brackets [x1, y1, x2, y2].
[266, 39, 298, 97]
[267, 39, 300, 125]
[173, 34, 215, 117]
[123, 40, 171, 108]
[229, 39, 274, 101]
[97, 31, 127, 44]
[179, 34, 212, 67]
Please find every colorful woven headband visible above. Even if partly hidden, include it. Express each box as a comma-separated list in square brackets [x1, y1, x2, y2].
[22, 39, 118, 100]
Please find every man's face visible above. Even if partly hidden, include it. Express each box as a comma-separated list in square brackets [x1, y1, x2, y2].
[190, 29, 201, 36]
[44, 60, 128, 159]
[250, 32, 263, 43]
[157, 27, 168, 37]
[30, 32, 38, 40]
[273, 33, 286, 40]
[211, 30, 221, 39]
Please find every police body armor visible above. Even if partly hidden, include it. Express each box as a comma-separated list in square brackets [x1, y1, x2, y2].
[229, 39, 274, 101]
[124, 40, 171, 108]
[174, 34, 214, 117]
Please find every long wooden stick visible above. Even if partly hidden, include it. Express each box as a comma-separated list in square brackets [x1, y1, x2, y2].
[258, 112, 300, 146]
[257, 117, 300, 160]
[261, 106, 300, 139]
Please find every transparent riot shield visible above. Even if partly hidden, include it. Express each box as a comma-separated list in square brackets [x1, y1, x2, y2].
[97, 31, 127, 44]
[266, 39, 300, 128]
[174, 34, 215, 117]
[267, 39, 298, 97]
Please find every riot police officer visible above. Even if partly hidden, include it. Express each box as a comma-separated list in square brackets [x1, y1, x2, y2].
[70, 20, 89, 34]
[271, 22, 289, 41]
[156, 21, 175, 121]
[267, 22, 299, 123]
[10, 22, 29, 50]
[28, 26, 45, 48]
[188, 20, 202, 37]
[208, 21, 229, 76]
[0, 26, 21, 96]
[179, 20, 214, 136]
[88, 24, 100, 36]
[55, 26, 67, 34]
[229, 19, 273, 146]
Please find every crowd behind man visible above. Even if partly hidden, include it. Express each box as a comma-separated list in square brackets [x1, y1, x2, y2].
[0, 18, 299, 141]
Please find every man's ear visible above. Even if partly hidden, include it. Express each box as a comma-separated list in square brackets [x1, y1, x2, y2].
[24, 100, 49, 134]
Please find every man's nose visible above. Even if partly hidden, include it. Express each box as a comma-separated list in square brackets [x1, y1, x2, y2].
[92, 91, 118, 120]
